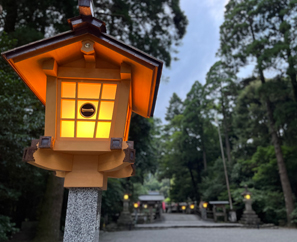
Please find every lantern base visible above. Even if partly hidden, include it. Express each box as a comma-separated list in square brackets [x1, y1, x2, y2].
[63, 188, 102, 242]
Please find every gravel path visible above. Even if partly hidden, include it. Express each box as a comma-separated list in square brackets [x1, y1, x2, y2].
[100, 228, 297, 242]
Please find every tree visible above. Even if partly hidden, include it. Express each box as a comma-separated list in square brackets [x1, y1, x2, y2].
[159, 93, 201, 201]
[205, 61, 238, 164]
[255, 0, 297, 101]
[0, 33, 47, 239]
[219, 0, 294, 223]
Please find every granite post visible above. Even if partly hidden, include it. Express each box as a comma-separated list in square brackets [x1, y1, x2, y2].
[239, 187, 261, 226]
[63, 188, 102, 242]
[117, 198, 133, 229]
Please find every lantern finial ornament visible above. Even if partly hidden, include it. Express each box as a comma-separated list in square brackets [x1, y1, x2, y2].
[78, 0, 95, 16]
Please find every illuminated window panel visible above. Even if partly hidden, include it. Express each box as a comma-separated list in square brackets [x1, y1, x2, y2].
[96, 122, 111, 138]
[61, 100, 75, 119]
[61, 121, 75, 137]
[78, 83, 101, 99]
[61, 82, 76, 98]
[99, 101, 114, 120]
[101, 84, 117, 100]
[77, 100, 98, 120]
[77, 121, 96, 138]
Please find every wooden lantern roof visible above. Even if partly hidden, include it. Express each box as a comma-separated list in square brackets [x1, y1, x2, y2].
[2, 5, 163, 118]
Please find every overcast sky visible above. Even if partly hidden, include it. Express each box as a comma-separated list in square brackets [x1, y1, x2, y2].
[154, 0, 229, 122]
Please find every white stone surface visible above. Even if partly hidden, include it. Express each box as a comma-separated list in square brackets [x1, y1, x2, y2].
[63, 188, 102, 242]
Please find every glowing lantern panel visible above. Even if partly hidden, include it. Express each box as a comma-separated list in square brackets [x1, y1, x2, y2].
[98, 101, 114, 120]
[61, 82, 76, 98]
[78, 83, 101, 99]
[101, 84, 117, 99]
[96, 122, 111, 138]
[61, 100, 75, 119]
[60, 81, 117, 138]
[77, 121, 96, 138]
[61, 121, 75, 137]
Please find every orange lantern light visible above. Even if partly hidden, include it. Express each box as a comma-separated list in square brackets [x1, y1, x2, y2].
[181, 205, 186, 211]
[190, 204, 195, 210]
[2, 11, 163, 190]
[134, 203, 139, 209]
[124, 194, 129, 200]
[202, 202, 208, 208]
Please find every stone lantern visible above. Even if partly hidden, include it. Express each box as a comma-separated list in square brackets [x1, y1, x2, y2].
[239, 186, 261, 226]
[117, 194, 133, 230]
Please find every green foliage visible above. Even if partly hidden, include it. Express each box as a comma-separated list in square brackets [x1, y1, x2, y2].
[1, 0, 188, 66]
[0, 215, 19, 241]
[95, 0, 188, 66]
[101, 179, 124, 221]
[0, 32, 48, 227]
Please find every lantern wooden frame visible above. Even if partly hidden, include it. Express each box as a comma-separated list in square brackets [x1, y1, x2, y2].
[2, 14, 162, 189]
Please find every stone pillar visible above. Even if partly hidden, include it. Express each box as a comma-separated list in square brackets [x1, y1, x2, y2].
[149, 206, 153, 223]
[201, 207, 207, 220]
[239, 197, 261, 226]
[64, 188, 102, 242]
[117, 199, 133, 229]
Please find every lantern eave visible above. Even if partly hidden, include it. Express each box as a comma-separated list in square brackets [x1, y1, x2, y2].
[2, 24, 163, 118]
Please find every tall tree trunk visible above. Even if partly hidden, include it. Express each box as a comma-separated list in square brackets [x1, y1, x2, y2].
[3, 0, 18, 33]
[286, 50, 297, 102]
[188, 166, 199, 201]
[33, 173, 64, 242]
[224, 131, 232, 163]
[259, 68, 294, 224]
[279, 15, 297, 102]
[249, 19, 295, 223]
[202, 150, 207, 170]
[200, 124, 207, 170]
[221, 100, 232, 163]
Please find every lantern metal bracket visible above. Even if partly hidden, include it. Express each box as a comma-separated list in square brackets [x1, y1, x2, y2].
[123, 148, 136, 163]
[38, 136, 54, 149]
[110, 138, 123, 150]
[22, 139, 39, 162]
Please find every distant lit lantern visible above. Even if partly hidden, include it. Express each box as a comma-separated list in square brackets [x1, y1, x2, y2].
[124, 194, 129, 200]
[181, 205, 186, 211]
[190, 204, 195, 210]
[242, 186, 252, 201]
[134, 203, 139, 209]
[203, 202, 208, 208]
[143, 204, 148, 209]
[2, 9, 163, 189]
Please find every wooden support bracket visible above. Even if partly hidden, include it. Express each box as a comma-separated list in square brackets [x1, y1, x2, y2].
[120, 62, 132, 79]
[42, 58, 57, 76]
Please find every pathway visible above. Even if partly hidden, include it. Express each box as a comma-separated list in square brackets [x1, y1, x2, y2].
[135, 213, 243, 229]
[100, 227, 297, 242]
